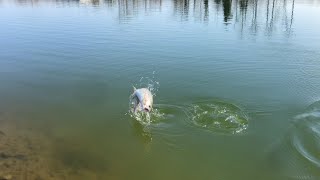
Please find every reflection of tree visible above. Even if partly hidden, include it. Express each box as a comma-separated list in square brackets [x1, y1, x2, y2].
[104, 0, 116, 6]
[203, 0, 209, 21]
[14, 0, 83, 6]
[118, 0, 137, 20]
[115, 0, 162, 21]
[12, 0, 296, 37]
[223, 0, 232, 23]
[250, 0, 258, 34]
[80, 0, 100, 5]
[290, 0, 295, 29]
[239, 0, 248, 12]
[270, 0, 275, 32]
[173, 0, 190, 21]
[192, 0, 209, 22]
[15, 0, 40, 5]
[232, 0, 296, 37]
[213, 0, 232, 23]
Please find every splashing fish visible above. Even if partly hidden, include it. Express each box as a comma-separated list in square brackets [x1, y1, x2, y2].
[131, 87, 153, 113]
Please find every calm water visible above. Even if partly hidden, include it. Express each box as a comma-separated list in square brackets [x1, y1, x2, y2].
[1, 0, 320, 179]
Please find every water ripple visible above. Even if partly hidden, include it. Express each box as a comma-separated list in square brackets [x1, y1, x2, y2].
[292, 101, 320, 168]
[183, 101, 249, 135]
[266, 101, 320, 179]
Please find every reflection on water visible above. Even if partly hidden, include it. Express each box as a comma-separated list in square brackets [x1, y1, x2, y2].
[11, 0, 297, 37]
[80, 0, 101, 5]
[1, 0, 320, 179]
[116, 0, 296, 34]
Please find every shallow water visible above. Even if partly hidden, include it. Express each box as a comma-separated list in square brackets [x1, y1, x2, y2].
[0, 0, 320, 179]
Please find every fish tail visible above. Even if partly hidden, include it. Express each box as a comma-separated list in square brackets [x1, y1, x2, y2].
[131, 86, 137, 99]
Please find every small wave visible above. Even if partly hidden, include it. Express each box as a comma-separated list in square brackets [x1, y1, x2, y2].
[128, 75, 188, 150]
[128, 103, 188, 151]
[265, 101, 320, 179]
[292, 101, 320, 168]
[184, 101, 249, 135]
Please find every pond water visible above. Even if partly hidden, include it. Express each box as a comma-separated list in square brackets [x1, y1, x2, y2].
[0, 0, 320, 179]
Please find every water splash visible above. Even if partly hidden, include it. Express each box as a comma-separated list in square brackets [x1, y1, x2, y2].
[134, 71, 160, 97]
[128, 107, 165, 126]
[184, 101, 249, 135]
[129, 74, 249, 135]
[129, 73, 161, 125]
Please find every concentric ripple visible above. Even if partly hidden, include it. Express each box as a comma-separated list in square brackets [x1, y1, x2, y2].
[292, 101, 320, 168]
[128, 103, 189, 151]
[266, 101, 320, 179]
[184, 101, 249, 135]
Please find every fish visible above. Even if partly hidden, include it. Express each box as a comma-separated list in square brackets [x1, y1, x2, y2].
[131, 87, 153, 113]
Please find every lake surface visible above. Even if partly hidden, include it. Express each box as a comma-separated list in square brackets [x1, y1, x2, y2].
[0, 0, 320, 179]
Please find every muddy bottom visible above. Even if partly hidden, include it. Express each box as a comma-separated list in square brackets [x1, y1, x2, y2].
[0, 113, 112, 180]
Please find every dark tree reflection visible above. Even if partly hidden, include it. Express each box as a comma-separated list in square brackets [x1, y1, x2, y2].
[174, 0, 190, 21]
[239, 0, 248, 12]
[203, 0, 209, 21]
[223, 0, 232, 23]
[12, 0, 297, 37]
